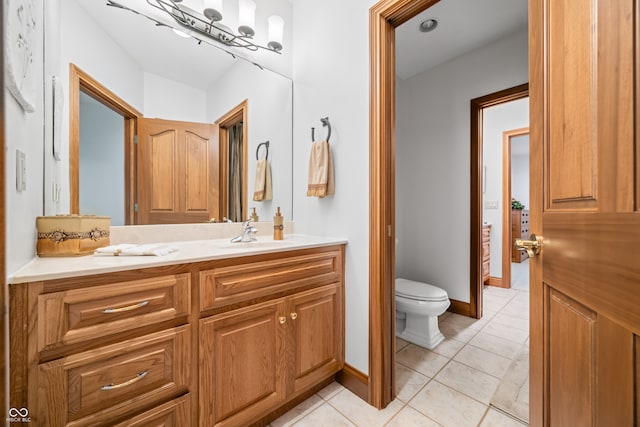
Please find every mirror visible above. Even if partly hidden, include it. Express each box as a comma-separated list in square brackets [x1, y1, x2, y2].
[43, 0, 293, 225]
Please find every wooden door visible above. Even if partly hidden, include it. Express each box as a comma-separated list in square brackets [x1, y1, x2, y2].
[288, 284, 344, 395]
[199, 300, 287, 427]
[530, 0, 639, 425]
[137, 118, 219, 224]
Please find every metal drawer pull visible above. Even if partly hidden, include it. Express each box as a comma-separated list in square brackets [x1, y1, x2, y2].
[101, 370, 148, 391]
[279, 316, 286, 325]
[290, 312, 298, 320]
[102, 300, 149, 314]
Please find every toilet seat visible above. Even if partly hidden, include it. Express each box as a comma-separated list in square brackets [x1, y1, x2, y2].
[396, 278, 448, 302]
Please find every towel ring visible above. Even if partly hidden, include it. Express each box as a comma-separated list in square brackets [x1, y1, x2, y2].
[311, 117, 331, 142]
[256, 141, 269, 160]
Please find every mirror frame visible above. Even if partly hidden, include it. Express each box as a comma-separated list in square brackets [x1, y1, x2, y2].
[69, 63, 141, 224]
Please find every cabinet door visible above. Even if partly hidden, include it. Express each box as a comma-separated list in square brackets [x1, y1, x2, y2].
[199, 299, 287, 427]
[288, 283, 344, 395]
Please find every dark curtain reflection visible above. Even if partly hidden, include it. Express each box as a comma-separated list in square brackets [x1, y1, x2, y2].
[228, 123, 243, 222]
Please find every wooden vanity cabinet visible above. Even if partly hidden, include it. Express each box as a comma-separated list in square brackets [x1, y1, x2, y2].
[10, 244, 345, 427]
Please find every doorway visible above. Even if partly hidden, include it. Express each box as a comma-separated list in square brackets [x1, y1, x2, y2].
[369, 0, 528, 409]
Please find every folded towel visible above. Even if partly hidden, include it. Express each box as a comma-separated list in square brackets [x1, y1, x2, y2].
[307, 140, 334, 197]
[95, 244, 179, 256]
[253, 159, 273, 201]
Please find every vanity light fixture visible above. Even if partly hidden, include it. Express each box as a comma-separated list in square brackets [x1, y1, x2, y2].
[418, 18, 438, 33]
[144, 0, 284, 53]
[172, 27, 191, 38]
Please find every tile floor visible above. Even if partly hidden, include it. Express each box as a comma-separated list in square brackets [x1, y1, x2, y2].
[510, 259, 529, 291]
[270, 286, 530, 427]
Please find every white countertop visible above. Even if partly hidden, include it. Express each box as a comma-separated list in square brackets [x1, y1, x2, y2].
[9, 234, 347, 284]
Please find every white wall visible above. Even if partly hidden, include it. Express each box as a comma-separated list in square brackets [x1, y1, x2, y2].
[482, 99, 529, 278]
[143, 72, 207, 123]
[395, 30, 528, 302]
[5, 1, 45, 276]
[511, 135, 530, 209]
[79, 93, 125, 225]
[291, 0, 374, 374]
[207, 60, 293, 222]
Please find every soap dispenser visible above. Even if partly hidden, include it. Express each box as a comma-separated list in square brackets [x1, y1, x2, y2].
[250, 207, 259, 222]
[273, 207, 284, 240]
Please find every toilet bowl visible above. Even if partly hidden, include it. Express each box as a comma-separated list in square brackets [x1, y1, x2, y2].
[395, 278, 450, 350]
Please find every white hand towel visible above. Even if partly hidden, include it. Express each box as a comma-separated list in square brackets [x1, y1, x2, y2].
[307, 140, 334, 197]
[95, 244, 178, 256]
[253, 159, 273, 201]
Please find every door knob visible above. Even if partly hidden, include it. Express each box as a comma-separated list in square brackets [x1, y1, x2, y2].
[290, 312, 298, 320]
[279, 316, 286, 325]
[515, 234, 543, 257]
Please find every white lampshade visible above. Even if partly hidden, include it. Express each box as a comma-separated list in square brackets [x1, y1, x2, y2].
[203, 0, 222, 21]
[238, 0, 256, 37]
[267, 15, 284, 51]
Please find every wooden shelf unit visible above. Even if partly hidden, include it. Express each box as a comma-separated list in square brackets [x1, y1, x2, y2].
[511, 209, 529, 263]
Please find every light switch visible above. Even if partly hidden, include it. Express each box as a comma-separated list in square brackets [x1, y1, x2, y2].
[16, 150, 26, 192]
[485, 200, 499, 209]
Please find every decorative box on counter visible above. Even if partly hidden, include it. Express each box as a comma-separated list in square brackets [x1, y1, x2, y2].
[36, 215, 110, 256]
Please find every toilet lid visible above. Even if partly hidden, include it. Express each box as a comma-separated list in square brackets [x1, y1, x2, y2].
[396, 278, 449, 302]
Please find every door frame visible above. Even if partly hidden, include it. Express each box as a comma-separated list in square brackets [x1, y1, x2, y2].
[216, 99, 248, 222]
[0, 0, 6, 415]
[470, 85, 528, 312]
[501, 127, 530, 289]
[369, 0, 442, 409]
[69, 64, 142, 224]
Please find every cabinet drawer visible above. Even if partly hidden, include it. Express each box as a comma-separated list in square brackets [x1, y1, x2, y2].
[482, 242, 490, 261]
[482, 227, 491, 240]
[37, 325, 190, 426]
[200, 249, 342, 311]
[113, 394, 191, 427]
[482, 260, 490, 282]
[37, 274, 191, 352]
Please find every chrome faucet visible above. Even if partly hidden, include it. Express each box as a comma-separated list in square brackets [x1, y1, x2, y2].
[231, 220, 258, 243]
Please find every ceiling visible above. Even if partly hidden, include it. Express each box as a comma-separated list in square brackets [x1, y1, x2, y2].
[76, 0, 527, 89]
[75, 0, 239, 91]
[395, 0, 528, 80]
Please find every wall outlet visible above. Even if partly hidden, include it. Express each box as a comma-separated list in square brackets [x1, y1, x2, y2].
[485, 200, 499, 209]
[16, 150, 26, 192]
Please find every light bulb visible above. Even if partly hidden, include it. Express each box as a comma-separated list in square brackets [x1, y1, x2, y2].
[238, 0, 256, 37]
[203, 0, 222, 21]
[267, 15, 284, 51]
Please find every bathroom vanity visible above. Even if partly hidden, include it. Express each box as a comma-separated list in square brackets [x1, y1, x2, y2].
[9, 235, 346, 426]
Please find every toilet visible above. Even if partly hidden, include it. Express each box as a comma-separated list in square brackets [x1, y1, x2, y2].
[395, 278, 450, 350]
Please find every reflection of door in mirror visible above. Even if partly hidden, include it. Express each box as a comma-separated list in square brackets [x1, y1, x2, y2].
[137, 118, 219, 224]
[217, 100, 248, 223]
[70, 64, 140, 225]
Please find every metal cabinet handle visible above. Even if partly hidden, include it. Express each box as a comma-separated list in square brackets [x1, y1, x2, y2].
[101, 370, 148, 391]
[279, 316, 286, 325]
[515, 234, 543, 257]
[290, 312, 298, 320]
[102, 300, 149, 314]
